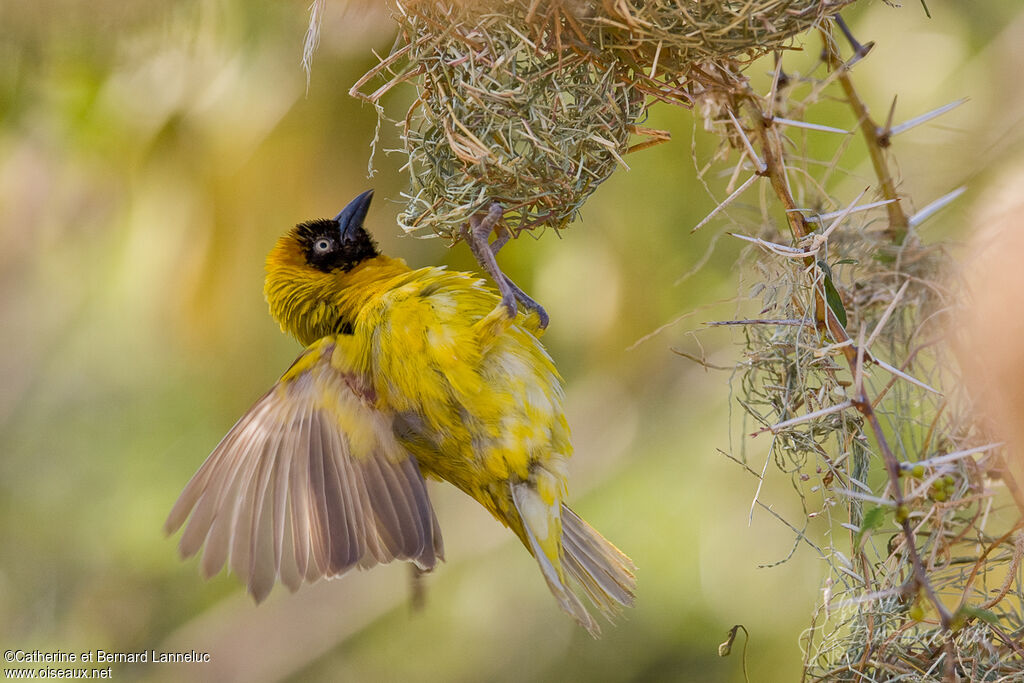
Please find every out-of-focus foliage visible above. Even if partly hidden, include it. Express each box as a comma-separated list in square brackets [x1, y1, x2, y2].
[1, 2, 1023, 681]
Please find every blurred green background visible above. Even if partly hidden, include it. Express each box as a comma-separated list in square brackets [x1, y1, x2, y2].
[2, 1, 1024, 681]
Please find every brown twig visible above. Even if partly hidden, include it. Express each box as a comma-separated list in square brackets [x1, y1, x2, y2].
[822, 27, 911, 246]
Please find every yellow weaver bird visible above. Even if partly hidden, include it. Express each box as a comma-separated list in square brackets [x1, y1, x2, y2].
[165, 190, 635, 635]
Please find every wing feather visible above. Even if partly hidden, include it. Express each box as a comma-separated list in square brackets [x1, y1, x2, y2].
[360, 455, 409, 558]
[377, 455, 436, 563]
[199, 479, 236, 578]
[290, 410, 315, 581]
[249, 454, 277, 602]
[247, 430, 282, 602]
[197, 420, 266, 578]
[278, 497, 301, 592]
[175, 425, 249, 559]
[165, 336, 443, 602]
[228, 438, 262, 581]
[318, 415, 360, 572]
[271, 431, 291, 578]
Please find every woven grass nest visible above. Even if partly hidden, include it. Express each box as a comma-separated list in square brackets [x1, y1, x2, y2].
[353, 0, 857, 239]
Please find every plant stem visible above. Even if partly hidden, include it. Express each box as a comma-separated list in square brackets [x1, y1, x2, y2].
[823, 28, 911, 245]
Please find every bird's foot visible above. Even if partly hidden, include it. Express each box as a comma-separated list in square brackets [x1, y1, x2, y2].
[502, 274, 549, 331]
[462, 202, 549, 330]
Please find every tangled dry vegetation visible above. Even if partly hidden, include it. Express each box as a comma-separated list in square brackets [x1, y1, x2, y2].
[350, 0, 855, 238]
[691, 20, 1024, 683]
[337, 1, 1024, 680]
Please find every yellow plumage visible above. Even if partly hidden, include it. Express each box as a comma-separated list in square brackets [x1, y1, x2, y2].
[165, 190, 635, 635]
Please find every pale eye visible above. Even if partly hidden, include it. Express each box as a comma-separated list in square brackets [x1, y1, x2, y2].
[313, 238, 333, 253]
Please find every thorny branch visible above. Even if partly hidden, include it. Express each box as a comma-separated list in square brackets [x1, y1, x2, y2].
[697, 12, 1023, 678]
[823, 24, 911, 245]
[734, 20, 960, 675]
[749, 106, 951, 629]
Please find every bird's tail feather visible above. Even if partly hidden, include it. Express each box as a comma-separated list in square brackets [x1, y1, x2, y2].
[511, 483, 636, 637]
[561, 504, 636, 620]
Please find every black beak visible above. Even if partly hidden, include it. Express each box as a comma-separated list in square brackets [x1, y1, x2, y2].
[334, 190, 374, 239]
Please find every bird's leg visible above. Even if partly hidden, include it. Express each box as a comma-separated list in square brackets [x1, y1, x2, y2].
[409, 564, 427, 612]
[463, 202, 549, 329]
[832, 14, 873, 66]
[487, 221, 551, 330]
[489, 219, 512, 255]
[464, 203, 518, 319]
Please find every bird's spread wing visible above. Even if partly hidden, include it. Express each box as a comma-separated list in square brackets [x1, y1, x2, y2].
[164, 335, 443, 602]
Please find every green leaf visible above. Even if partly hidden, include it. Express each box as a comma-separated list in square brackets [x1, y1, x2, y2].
[957, 605, 1000, 626]
[854, 505, 886, 548]
[818, 260, 848, 327]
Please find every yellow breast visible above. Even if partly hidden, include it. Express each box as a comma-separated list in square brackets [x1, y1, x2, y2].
[360, 267, 572, 516]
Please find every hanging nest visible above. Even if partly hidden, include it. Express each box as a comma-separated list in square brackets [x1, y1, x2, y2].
[597, 0, 857, 66]
[386, 3, 645, 238]
[351, 0, 858, 239]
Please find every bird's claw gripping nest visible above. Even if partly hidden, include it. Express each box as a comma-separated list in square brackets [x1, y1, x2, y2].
[463, 202, 550, 330]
